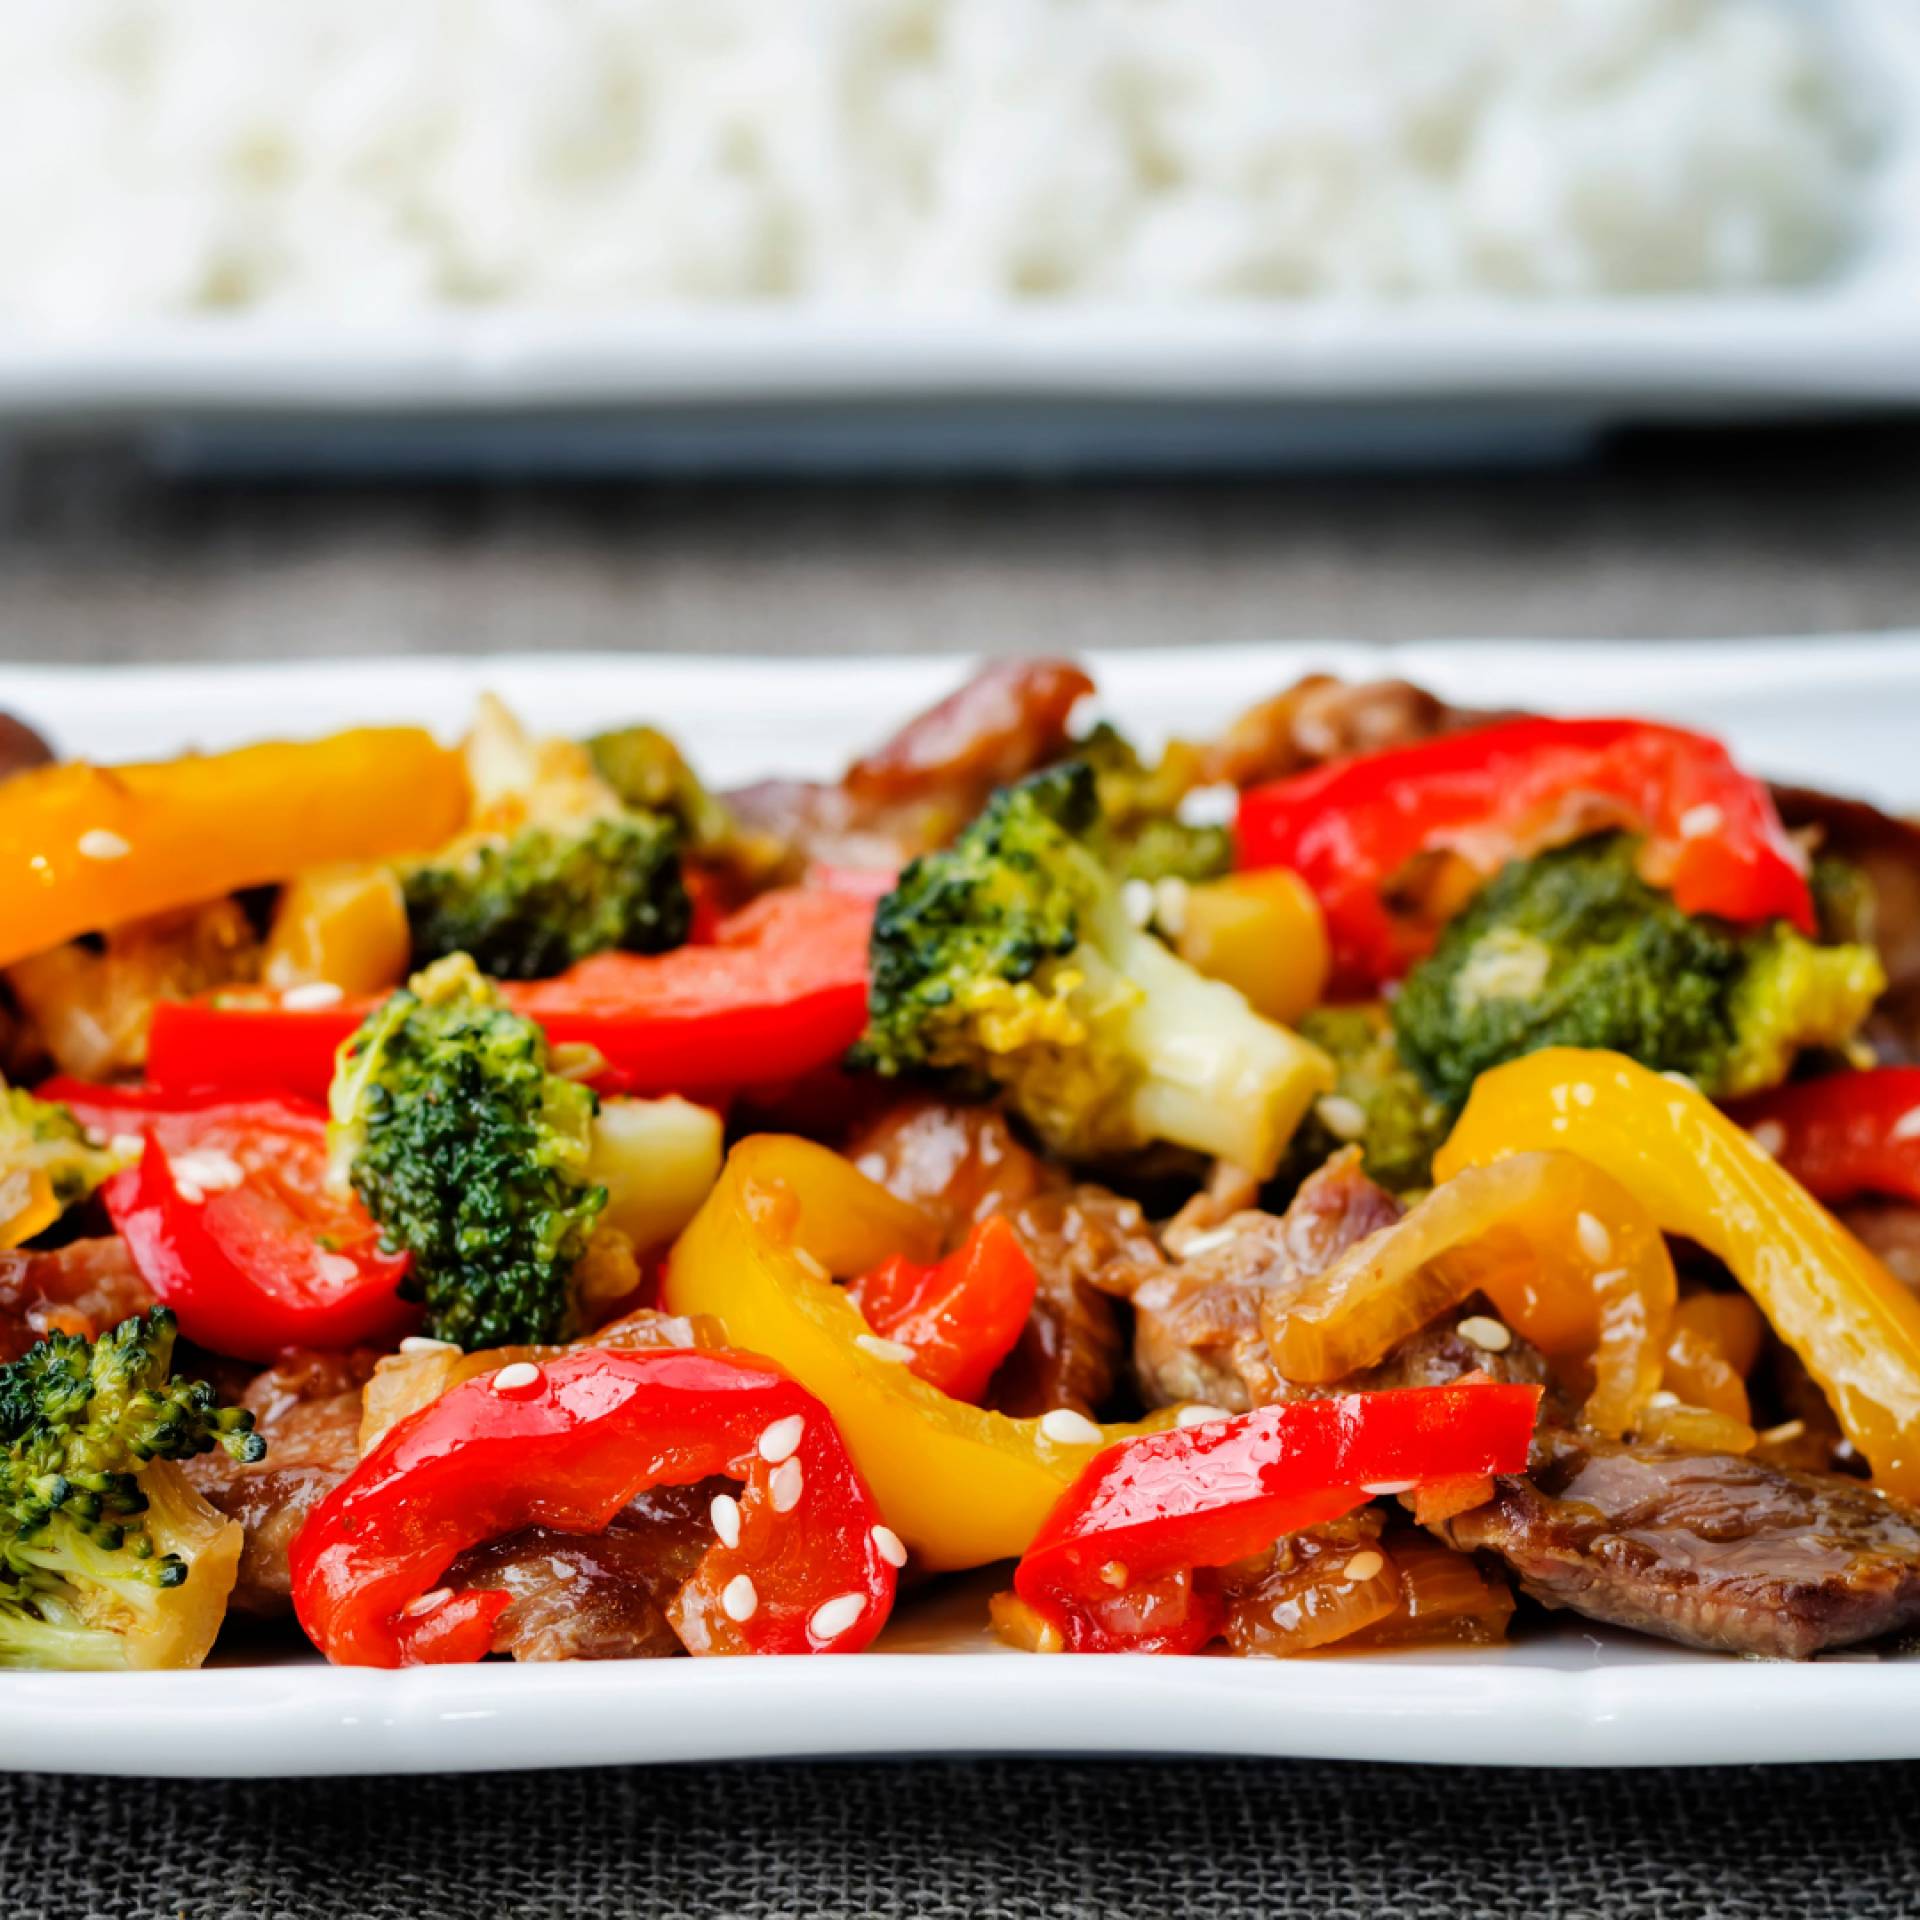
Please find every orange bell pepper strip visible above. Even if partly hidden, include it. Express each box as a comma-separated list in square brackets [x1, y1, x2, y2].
[664, 1135, 1155, 1572]
[1436, 1048, 1920, 1501]
[1261, 1149, 1675, 1438]
[0, 728, 469, 967]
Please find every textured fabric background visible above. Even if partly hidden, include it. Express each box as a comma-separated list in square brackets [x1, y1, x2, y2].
[4, 1757, 1918, 1919]
[1, 420, 1917, 1916]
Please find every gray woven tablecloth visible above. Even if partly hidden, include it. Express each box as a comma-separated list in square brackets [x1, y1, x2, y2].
[3, 422, 1919, 1918]
[3, 1756, 1913, 1919]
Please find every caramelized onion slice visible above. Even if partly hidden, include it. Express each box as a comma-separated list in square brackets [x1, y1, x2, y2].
[1260, 1150, 1675, 1438]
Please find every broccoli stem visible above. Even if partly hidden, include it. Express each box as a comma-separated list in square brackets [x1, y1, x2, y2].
[1087, 897, 1334, 1177]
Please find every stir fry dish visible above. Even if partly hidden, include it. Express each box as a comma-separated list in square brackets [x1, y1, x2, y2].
[5, 666, 1920, 1671]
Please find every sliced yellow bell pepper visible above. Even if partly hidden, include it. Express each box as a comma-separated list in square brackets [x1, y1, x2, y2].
[262, 863, 413, 997]
[1437, 1047, 1920, 1501]
[1174, 868, 1330, 1028]
[0, 728, 469, 968]
[0, 1168, 58, 1251]
[665, 1135, 1154, 1572]
[1263, 1148, 1675, 1438]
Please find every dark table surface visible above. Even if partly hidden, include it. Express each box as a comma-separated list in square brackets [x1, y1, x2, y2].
[1, 417, 1917, 1918]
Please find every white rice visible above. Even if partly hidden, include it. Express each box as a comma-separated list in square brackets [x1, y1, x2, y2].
[0, 0, 1881, 326]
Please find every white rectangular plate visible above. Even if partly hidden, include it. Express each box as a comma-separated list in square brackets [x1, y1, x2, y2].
[6, 0, 1919, 470]
[2, 633, 1918, 1776]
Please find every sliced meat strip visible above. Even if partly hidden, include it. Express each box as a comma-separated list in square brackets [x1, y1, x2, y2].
[0, 1235, 154, 1362]
[727, 659, 1093, 875]
[1332, 1312, 1559, 1403]
[0, 712, 53, 782]
[1192, 674, 1498, 790]
[1109, 1150, 1402, 1412]
[1441, 1427, 1920, 1659]
[185, 1347, 380, 1618]
[445, 1480, 724, 1662]
[850, 1098, 1144, 1417]
[987, 1184, 1153, 1418]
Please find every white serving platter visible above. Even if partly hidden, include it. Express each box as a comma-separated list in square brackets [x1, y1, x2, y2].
[1, 633, 1919, 1777]
[2, 0, 1916, 472]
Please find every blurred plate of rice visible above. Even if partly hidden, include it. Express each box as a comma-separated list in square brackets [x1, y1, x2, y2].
[1, 0, 1915, 469]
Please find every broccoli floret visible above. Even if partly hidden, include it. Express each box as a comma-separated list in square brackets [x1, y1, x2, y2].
[1073, 723, 1232, 885]
[0, 1085, 126, 1231]
[330, 954, 607, 1349]
[1391, 835, 1884, 1107]
[401, 812, 691, 981]
[0, 1308, 261, 1670]
[1276, 1006, 1453, 1194]
[855, 763, 1330, 1175]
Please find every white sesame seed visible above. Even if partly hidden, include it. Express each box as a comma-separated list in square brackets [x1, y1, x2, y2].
[1678, 803, 1725, 840]
[870, 1525, 908, 1569]
[1174, 1226, 1239, 1259]
[1314, 1094, 1368, 1143]
[792, 1248, 831, 1284]
[854, 1333, 917, 1364]
[76, 828, 130, 861]
[710, 1493, 742, 1550]
[1152, 877, 1190, 937]
[1646, 1390, 1682, 1410]
[721, 1574, 758, 1623]
[402, 1587, 451, 1619]
[1175, 1403, 1232, 1428]
[1343, 1551, 1386, 1583]
[313, 1251, 359, 1288]
[1747, 1119, 1787, 1159]
[758, 1414, 805, 1464]
[109, 1133, 143, 1160]
[490, 1361, 542, 1395]
[1362, 1480, 1415, 1496]
[1039, 1408, 1104, 1446]
[1758, 1418, 1807, 1447]
[400, 1335, 460, 1355]
[1891, 1107, 1920, 1144]
[281, 980, 345, 1011]
[1120, 878, 1155, 929]
[1574, 1211, 1613, 1267]
[1457, 1315, 1512, 1354]
[769, 1456, 804, 1513]
[808, 1592, 865, 1641]
[167, 1148, 245, 1194]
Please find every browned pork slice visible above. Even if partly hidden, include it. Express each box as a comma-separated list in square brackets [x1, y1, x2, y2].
[1441, 1427, 1920, 1659]
[0, 1236, 155, 1362]
[727, 658, 1094, 875]
[1110, 1150, 1402, 1411]
[1190, 674, 1497, 790]
[185, 1348, 380, 1617]
[444, 1481, 725, 1662]
[850, 1098, 1147, 1416]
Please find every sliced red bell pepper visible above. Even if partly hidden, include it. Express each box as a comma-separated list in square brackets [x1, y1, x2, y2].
[50, 1080, 415, 1361]
[1236, 717, 1814, 988]
[845, 1216, 1039, 1404]
[1013, 1381, 1541, 1653]
[144, 886, 874, 1105]
[289, 1344, 899, 1666]
[1729, 1069, 1920, 1207]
